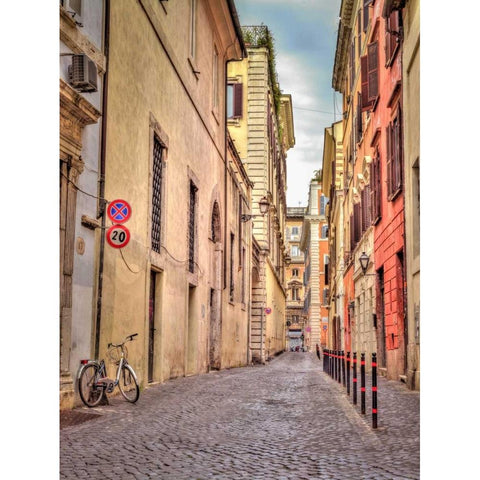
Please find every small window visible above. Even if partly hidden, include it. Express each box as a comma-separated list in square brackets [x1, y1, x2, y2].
[291, 226, 299, 236]
[292, 268, 299, 277]
[213, 47, 219, 110]
[227, 83, 243, 119]
[291, 245, 300, 257]
[321, 225, 328, 239]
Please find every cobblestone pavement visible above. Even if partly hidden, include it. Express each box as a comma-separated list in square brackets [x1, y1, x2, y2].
[60, 352, 419, 479]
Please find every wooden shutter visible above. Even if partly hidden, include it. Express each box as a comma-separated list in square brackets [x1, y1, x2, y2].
[350, 213, 355, 252]
[367, 41, 378, 101]
[354, 203, 361, 243]
[357, 10, 362, 58]
[361, 55, 371, 110]
[233, 83, 243, 118]
[375, 155, 382, 221]
[357, 92, 363, 140]
[350, 40, 356, 91]
[386, 123, 392, 197]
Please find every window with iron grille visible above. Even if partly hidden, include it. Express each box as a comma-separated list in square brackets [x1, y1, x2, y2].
[151, 135, 164, 253]
[188, 181, 197, 273]
[387, 107, 403, 199]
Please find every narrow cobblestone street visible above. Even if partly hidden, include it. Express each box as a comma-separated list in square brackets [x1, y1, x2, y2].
[60, 352, 419, 479]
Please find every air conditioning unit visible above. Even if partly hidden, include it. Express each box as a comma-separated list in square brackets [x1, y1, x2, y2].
[68, 54, 98, 93]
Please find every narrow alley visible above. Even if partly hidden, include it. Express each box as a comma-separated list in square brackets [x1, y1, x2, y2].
[60, 353, 419, 480]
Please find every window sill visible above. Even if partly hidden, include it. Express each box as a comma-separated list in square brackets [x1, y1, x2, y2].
[388, 187, 402, 202]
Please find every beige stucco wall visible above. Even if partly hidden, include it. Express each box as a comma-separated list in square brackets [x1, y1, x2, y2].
[100, 0, 243, 388]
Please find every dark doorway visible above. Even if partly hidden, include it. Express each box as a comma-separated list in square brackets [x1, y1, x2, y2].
[376, 267, 386, 368]
[148, 271, 157, 383]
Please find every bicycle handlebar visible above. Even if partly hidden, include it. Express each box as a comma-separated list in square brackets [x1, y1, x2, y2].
[108, 333, 138, 348]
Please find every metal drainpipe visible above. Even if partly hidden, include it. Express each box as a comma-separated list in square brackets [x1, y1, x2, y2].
[95, 0, 110, 359]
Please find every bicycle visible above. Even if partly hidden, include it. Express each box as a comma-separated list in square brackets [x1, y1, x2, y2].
[78, 333, 140, 407]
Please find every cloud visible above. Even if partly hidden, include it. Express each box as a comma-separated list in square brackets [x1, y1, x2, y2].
[235, 0, 342, 206]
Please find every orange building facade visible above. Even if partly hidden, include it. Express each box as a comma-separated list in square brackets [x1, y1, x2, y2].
[331, 0, 407, 381]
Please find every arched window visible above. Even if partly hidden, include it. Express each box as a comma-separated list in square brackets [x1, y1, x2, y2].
[211, 201, 221, 243]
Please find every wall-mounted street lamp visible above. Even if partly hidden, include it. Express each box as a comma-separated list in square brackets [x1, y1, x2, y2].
[241, 196, 270, 222]
[359, 251, 370, 275]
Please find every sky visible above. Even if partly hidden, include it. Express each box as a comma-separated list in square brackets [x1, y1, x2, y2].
[235, 0, 342, 207]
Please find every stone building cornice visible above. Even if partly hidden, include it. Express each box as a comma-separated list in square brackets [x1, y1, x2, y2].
[332, 0, 355, 92]
[60, 6, 106, 74]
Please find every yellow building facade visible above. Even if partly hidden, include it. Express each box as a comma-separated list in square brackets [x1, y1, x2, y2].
[402, 0, 420, 390]
[227, 26, 295, 362]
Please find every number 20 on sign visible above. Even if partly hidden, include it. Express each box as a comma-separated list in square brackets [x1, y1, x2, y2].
[106, 224, 130, 249]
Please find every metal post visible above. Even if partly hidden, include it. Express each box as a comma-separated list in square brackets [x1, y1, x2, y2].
[337, 350, 342, 384]
[346, 352, 351, 395]
[372, 352, 378, 429]
[352, 352, 357, 405]
[342, 350, 346, 387]
[361, 352, 366, 414]
[333, 350, 337, 380]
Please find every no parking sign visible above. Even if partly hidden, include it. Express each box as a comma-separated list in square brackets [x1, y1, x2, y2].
[107, 199, 132, 224]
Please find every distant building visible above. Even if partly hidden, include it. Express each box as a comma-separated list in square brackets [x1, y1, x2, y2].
[285, 207, 307, 349]
[300, 180, 329, 350]
[322, 121, 345, 353]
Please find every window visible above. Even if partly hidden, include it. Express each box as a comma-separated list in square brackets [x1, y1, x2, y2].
[361, 185, 371, 232]
[229, 233, 234, 301]
[370, 148, 382, 224]
[385, 9, 401, 66]
[189, 0, 197, 60]
[241, 247, 246, 304]
[387, 107, 403, 199]
[324, 255, 329, 285]
[213, 47, 219, 110]
[291, 245, 300, 257]
[363, 0, 371, 32]
[292, 268, 299, 277]
[361, 41, 378, 110]
[291, 226, 299, 236]
[321, 225, 328, 239]
[292, 288, 300, 301]
[188, 181, 198, 273]
[227, 83, 243, 119]
[151, 135, 164, 253]
[320, 195, 328, 215]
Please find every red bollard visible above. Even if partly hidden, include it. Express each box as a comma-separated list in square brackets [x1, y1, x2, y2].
[372, 352, 378, 429]
[361, 353, 366, 414]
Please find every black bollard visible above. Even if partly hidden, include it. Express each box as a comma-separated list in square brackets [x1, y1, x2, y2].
[372, 352, 378, 429]
[352, 352, 357, 405]
[337, 350, 342, 384]
[361, 353, 366, 414]
[333, 350, 337, 380]
[342, 350, 346, 387]
[316, 344, 320, 360]
[346, 352, 351, 395]
[324, 349, 329, 374]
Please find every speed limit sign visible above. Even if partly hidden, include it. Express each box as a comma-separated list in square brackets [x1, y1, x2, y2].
[106, 224, 130, 249]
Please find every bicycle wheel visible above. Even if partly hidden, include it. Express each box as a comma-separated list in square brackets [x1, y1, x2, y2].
[118, 364, 139, 403]
[78, 363, 104, 407]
